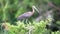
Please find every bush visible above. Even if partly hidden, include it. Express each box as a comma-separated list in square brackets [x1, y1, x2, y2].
[0, 20, 60, 34]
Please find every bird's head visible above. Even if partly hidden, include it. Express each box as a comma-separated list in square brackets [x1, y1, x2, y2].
[32, 6, 39, 13]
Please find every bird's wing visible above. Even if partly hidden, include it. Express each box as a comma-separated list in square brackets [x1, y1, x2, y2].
[17, 12, 33, 20]
[21, 12, 33, 17]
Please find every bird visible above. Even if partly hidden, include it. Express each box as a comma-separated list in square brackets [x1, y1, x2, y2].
[17, 6, 39, 23]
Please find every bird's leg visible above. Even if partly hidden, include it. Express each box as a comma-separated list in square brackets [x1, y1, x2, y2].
[22, 19, 26, 23]
[22, 19, 28, 24]
[26, 19, 28, 24]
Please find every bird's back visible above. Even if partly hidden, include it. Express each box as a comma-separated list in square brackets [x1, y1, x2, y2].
[17, 12, 33, 20]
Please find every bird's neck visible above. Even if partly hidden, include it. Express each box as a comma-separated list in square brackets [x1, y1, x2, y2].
[32, 7, 34, 13]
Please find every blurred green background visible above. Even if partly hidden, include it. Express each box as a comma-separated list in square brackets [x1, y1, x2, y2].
[0, 0, 60, 34]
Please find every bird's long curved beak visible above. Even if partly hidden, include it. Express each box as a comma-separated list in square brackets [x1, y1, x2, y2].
[32, 6, 39, 13]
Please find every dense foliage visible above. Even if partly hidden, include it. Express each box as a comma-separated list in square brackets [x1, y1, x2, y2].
[0, 20, 60, 34]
